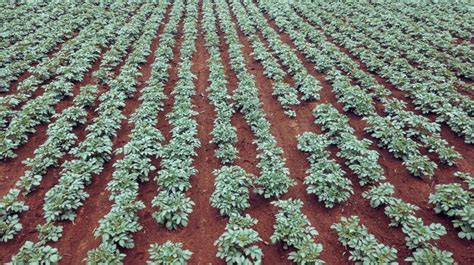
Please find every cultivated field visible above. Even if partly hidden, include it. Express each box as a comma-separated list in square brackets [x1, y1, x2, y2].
[0, 0, 473, 264]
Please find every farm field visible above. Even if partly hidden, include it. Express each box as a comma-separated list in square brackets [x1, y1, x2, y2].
[0, 0, 473, 264]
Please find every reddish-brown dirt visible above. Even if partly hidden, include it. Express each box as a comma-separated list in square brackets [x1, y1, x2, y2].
[0, 1, 472, 265]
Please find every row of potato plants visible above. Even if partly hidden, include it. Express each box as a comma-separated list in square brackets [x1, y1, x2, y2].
[0, 3, 154, 245]
[315, 2, 472, 82]
[0, 3, 142, 243]
[220, 1, 326, 263]
[0, 86, 97, 245]
[230, 0, 299, 117]
[385, 2, 473, 47]
[252, 9, 462, 260]
[331, 216, 398, 263]
[313, 103, 454, 263]
[363, 183, 454, 263]
[203, 1, 263, 263]
[0, 2, 37, 25]
[296, 132, 353, 208]
[1, 2, 61, 49]
[151, 0, 198, 232]
[312, 104, 386, 186]
[219, 8, 460, 254]
[260, 0, 461, 179]
[145, 1, 203, 263]
[202, 0, 238, 165]
[429, 172, 473, 240]
[231, 0, 322, 117]
[312, 2, 473, 97]
[274, 1, 457, 173]
[239, 0, 322, 103]
[0, 2, 141, 128]
[216, 0, 294, 200]
[240, 0, 375, 210]
[9, 3, 155, 191]
[147, 240, 193, 265]
[85, 2, 173, 263]
[364, 99, 461, 169]
[93, 4, 154, 85]
[0, 85, 96, 246]
[42, 0, 162, 227]
[8, 4, 165, 263]
[271, 199, 324, 264]
[325, 70, 444, 178]
[0, 2, 103, 92]
[292, 3, 474, 144]
[16, 85, 98, 194]
[293, 2, 473, 112]
[375, 4, 471, 81]
[0, 4, 139, 159]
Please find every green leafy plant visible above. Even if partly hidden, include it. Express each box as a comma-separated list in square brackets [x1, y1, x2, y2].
[152, 191, 194, 230]
[331, 216, 398, 263]
[297, 132, 353, 208]
[37, 223, 63, 242]
[85, 242, 125, 265]
[405, 244, 455, 264]
[10, 241, 61, 265]
[271, 199, 324, 264]
[215, 214, 263, 264]
[147, 241, 192, 265]
[429, 181, 473, 240]
[0, 189, 28, 242]
[210, 166, 254, 216]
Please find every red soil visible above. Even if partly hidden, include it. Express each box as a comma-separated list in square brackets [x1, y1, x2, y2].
[0, 1, 472, 265]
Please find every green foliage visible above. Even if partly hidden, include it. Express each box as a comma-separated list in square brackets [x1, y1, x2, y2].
[152, 192, 194, 230]
[313, 104, 385, 186]
[215, 214, 263, 264]
[94, 193, 145, 248]
[210, 166, 254, 216]
[363, 183, 395, 208]
[273, 81, 299, 117]
[253, 146, 295, 198]
[331, 216, 398, 264]
[10, 241, 61, 265]
[455, 171, 474, 190]
[147, 241, 192, 265]
[37, 223, 63, 242]
[364, 184, 448, 249]
[402, 154, 437, 179]
[151, 0, 199, 232]
[405, 244, 455, 265]
[271, 199, 324, 264]
[216, 0, 294, 199]
[326, 70, 375, 116]
[297, 132, 353, 208]
[86, 242, 125, 265]
[429, 181, 473, 240]
[0, 189, 28, 242]
[18, 85, 97, 194]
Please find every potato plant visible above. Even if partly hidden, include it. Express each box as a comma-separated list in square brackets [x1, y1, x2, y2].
[271, 199, 324, 264]
[297, 132, 353, 208]
[429, 173, 474, 240]
[215, 214, 263, 264]
[331, 216, 398, 263]
[147, 241, 192, 265]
